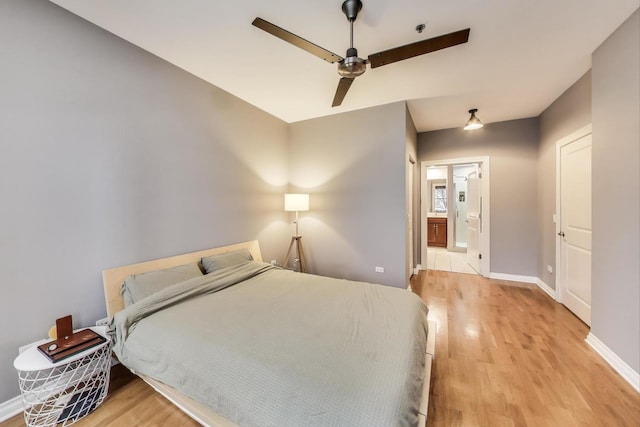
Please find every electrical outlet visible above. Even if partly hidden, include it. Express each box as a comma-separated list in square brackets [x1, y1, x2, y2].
[375, 266, 384, 273]
[96, 317, 109, 327]
[547, 265, 553, 274]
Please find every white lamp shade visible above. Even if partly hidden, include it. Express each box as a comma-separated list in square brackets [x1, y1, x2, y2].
[284, 193, 309, 212]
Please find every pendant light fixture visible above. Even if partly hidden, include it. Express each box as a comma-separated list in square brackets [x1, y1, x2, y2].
[464, 108, 483, 130]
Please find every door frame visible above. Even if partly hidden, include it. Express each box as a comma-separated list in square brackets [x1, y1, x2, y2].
[465, 168, 481, 273]
[420, 156, 491, 276]
[555, 124, 592, 305]
[408, 155, 416, 280]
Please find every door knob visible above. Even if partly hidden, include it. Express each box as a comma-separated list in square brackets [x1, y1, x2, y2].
[558, 231, 565, 237]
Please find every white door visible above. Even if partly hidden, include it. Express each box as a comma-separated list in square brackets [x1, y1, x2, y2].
[466, 168, 481, 273]
[454, 180, 468, 247]
[558, 134, 592, 325]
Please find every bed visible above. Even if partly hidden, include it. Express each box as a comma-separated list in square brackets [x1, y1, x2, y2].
[103, 240, 435, 426]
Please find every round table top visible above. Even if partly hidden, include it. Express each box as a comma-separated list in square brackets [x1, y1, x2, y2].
[13, 326, 110, 372]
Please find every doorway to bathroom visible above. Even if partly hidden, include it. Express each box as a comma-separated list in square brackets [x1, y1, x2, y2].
[420, 156, 491, 276]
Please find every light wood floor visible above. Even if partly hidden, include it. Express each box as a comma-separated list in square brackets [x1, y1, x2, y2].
[2, 363, 198, 427]
[3, 270, 638, 426]
[414, 269, 639, 426]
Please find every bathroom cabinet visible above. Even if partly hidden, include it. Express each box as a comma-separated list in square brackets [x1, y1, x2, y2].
[427, 217, 447, 247]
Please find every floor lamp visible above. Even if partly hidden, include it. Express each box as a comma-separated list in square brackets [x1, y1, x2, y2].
[283, 193, 309, 272]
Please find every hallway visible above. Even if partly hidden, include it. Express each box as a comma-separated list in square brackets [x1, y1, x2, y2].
[426, 247, 478, 275]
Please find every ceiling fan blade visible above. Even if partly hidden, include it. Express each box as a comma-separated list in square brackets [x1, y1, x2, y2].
[368, 28, 470, 69]
[332, 77, 354, 107]
[252, 17, 344, 64]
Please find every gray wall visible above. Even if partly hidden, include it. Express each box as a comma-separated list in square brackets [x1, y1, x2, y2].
[538, 71, 592, 288]
[591, 9, 639, 373]
[417, 119, 539, 276]
[288, 102, 409, 287]
[0, 0, 289, 402]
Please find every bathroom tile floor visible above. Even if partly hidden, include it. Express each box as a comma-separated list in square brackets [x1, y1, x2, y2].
[426, 247, 479, 275]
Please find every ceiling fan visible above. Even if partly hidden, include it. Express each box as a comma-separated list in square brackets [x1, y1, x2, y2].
[252, 0, 470, 107]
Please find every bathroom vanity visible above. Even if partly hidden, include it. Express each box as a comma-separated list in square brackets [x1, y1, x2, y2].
[427, 217, 447, 247]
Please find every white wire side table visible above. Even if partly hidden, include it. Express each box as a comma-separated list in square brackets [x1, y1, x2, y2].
[14, 326, 112, 427]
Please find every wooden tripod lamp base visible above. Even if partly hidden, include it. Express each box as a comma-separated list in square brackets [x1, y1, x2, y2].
[283, 235, 307, 273]
[283, 193, 310, 273]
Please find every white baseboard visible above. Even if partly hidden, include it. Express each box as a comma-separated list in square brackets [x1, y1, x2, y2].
[585, 333, 640, 392]
[488, 273, 557, 301]
[0, 395, 23, 423]
[488, 272, 537, 284]
[489, 274, 639, 393]
[535, 278, 556, 300]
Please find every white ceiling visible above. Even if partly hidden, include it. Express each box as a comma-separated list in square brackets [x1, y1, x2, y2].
[49, 0, 638, 132]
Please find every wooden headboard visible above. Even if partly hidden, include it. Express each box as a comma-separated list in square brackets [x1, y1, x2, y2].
[102, 240, 262, 318]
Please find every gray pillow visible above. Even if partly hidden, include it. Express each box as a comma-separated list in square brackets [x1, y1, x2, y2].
[201, 249, 253, 274]
[121, 262, 203, 306]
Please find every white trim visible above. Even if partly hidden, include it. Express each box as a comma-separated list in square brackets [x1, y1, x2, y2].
[585, 333, 640, 392]
[488, 272, 537, 284]
[488, 273, 557, 300]
[535, 278, 557, 300]
[420, 156, 490, 277]
[407, 154, 416, 286]
[0, 395, 23, 423]
[555, 124, 592, 305]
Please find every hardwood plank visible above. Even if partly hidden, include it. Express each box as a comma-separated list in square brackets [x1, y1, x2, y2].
[3, 270, 638, 426]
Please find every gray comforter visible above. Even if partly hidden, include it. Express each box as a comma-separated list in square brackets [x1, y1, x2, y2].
[110, 261, 429, 427]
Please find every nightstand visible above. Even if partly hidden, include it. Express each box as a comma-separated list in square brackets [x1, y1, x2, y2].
[13, 326, 112, 427]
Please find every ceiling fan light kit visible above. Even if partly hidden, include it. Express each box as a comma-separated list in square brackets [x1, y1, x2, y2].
[464, 108, 484, 130]
[252, 0, 471, 107]
[337, 50, 366, 78]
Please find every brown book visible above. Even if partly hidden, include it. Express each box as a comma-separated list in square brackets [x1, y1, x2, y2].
[38, 329, 106, 363]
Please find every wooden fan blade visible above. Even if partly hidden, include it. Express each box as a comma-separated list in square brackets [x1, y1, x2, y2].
[332, 78, 354, 107]
[368, 28, 470, 69]
[252, 17, 344, 64]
